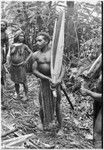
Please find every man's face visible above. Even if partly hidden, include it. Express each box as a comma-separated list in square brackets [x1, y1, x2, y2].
[18, 33, 24, 42]
[1, 22, 6, 32]
[89, 50, 97, 60]
[36, 35, 47, 49]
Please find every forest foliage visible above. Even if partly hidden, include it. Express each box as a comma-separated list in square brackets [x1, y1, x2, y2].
[1, 2, 102, 148]
[1, 1, 102, 63]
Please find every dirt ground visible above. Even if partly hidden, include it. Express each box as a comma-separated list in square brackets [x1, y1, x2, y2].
[1, 74, 94, 149]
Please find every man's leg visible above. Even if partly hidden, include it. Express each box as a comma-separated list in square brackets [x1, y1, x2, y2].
[38, 90, 44, 130]
[56, 86, 63, 135]
[39, 107, 44, 125]
[1, 84, 7, 110]
[94, 108, 103, 148]
[22, 82, 28, 101]
[13, 83, 20, 99]
[56, 97, 62, 128]
[1, 67, 7, 109]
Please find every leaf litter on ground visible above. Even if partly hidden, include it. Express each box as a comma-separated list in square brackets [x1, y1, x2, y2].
[1, 74, 94, 149]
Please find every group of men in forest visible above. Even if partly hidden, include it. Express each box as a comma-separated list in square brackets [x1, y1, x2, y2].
[1, 20, 103, 148]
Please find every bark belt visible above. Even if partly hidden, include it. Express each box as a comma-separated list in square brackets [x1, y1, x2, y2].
[11, 61, 24, 66]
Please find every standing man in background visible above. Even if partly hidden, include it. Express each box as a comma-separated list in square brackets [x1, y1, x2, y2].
[80, 56, 103, 148]
[1, 20, 9, 86]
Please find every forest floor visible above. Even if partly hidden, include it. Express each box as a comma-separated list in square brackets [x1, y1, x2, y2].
[1, 73, 94, 149]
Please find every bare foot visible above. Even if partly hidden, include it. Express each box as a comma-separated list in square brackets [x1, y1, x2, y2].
[21, 95, 28, 102]
[37, 124, 43, 130]
[57, 129, 64, 136]
[13, 93, 21, 99]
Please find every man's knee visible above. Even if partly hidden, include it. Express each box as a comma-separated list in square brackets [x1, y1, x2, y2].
[39, 91, 42, 105]
[23, 83, 28, 92]
[56, 101, 60, 110]
[57, 89, 61, 103]
[39, 107, 44, 123]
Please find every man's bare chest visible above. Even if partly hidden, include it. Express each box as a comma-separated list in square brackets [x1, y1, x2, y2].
[37, 51, 51, 63]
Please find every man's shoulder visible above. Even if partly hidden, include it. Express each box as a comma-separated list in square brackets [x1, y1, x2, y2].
[23, 43, 29, 48]
[33, 51, 40, 55]
[11, 43, 22, 47]
[32, 51, 40, 59]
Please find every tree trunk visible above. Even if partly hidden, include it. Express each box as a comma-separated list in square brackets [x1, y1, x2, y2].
[65, 1, 79, 59]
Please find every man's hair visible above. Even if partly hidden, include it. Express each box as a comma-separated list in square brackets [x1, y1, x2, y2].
[1, 19, 8, 30]
[37, 32, 51, 44]
[14, 30, 25, 43]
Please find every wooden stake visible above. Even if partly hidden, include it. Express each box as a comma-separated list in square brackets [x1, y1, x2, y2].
[2, 133, 33, 146]
[2, 128, 19, 138]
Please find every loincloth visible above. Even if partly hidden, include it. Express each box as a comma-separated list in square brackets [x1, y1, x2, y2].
[1, 65, 6, 85]
[10, 63, 26, 84]
[39, 79, 55, 127]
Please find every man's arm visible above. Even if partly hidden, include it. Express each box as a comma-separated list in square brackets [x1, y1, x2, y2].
[83, 54, 102, 78]
[80, 86, 102, 102]
[25, 45, 33, 63]
[5, 35, 9, 58]
[7, 45, 13, 66]
[86, 89, 102, 100]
